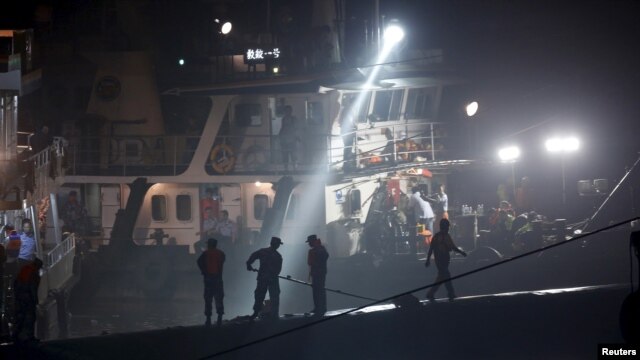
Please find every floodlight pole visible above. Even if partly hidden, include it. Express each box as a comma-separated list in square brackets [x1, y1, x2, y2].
[511, 161, 517, 202]
[561, 154, 567, 210]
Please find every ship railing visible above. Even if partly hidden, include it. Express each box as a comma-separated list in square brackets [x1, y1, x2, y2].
[39, 233, 76, 303]
[329, 121, 449, 170]
[44, 232, 75, 269]
[24, 136, 67, 200]
[64, 121, 448, 176]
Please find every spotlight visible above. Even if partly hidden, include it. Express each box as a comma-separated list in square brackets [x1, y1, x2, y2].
[466, 101, 479, 117]
[221, 22, 232, 35]
[272, 66, 279, 74]
[178, 58, 185, 66]
[498, 146, 521, 162]
[383, 24, 405, 45]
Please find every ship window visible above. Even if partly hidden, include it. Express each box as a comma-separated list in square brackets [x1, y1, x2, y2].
[151, 195, 167, 221]
[342, 93, 371, 123]
[286, 194, 297, 220]
[306, 101, 324, 125]
[405, 88, 434, 120]
[254, 194, 269, 220]
[176, 194, 192, 221]
[235, 103, 262, 127]
[371, 90, 403, 122]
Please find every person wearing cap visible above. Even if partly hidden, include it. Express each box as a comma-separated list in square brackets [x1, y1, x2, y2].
[13, 257, 43, 342]
[306, 234, 329, 316]
[197, 238, 226, 327]
[246, 237, 283, 320]
[425, 219, 467, 301]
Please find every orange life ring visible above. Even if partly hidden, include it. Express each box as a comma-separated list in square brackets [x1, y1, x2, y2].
[210, 144, 236, 174]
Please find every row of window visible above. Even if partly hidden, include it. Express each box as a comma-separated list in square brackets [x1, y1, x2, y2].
[233, 87, 435, 128]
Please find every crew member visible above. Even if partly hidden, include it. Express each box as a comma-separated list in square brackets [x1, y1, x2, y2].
[246, 237, 283, 320]
[197, 238, 226, 327]
[425, 219, 467, 301]
[409, 186, 435, 253]
[215, 210, 237, 248]
[18, 219, 36, 269]
[306, 234, 329, 316]
[13, 258, 43, 342]
[432, 184, 449, 231]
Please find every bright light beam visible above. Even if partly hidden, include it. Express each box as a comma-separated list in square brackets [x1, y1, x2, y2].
[498, 146, 521, 162]
[545, 136, 580, 153]
[466, 101, 479, 117]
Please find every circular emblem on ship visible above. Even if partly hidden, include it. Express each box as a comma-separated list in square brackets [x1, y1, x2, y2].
[96, 76, 121, 101]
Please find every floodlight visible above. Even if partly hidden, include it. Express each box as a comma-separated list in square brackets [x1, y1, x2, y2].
[383, 25, 405, 45]
[545, 136, 580, 153]
[498, 146, 521, 162]
[221, 22, 232, 35]
[466, 101, 479, 117]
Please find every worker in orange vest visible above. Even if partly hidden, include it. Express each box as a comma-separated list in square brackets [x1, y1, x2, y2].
[13, 258, 43, 342]
[197, 238, 226, 327]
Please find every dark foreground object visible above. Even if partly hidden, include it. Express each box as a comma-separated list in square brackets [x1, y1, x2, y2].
[1, 285, 628, 360]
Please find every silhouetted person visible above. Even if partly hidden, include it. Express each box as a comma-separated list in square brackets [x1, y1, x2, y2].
[197, 238, 226, 327]
[426, 219, 467, 301]
[279, 105, 299, 171]
[61, 190, 88, 235]
[247, 237, 283, 320]
[306, 234, 329, 316]
[30, 126, 52, 154]
[13, 258, 43, 342]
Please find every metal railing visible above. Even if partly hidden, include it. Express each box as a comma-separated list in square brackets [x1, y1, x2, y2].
[44, 233, 76, 269]
[61, 121, 450, 176]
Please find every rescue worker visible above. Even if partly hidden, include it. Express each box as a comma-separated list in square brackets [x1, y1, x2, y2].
[13, 258, 43, 342]
[306, 234, 329, 316]
[425, 219, 467, 301]
[197, 238, 225, 327]
[246, 237, 283, 320]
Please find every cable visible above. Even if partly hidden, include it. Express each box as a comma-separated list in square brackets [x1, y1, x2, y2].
[200, 216, 640, 359]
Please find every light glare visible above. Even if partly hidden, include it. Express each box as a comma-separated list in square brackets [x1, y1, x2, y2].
[498, 146, 521, 162]
[466, 101, 479, 117]
[221, 22, 232, 34]
[545, 136, 580, 153]
[383, 25, 405, 45]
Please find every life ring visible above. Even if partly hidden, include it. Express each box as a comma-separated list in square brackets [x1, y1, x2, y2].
[210, 144, 236, 174]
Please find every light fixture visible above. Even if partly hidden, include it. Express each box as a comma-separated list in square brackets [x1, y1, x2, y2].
[178, 58, 185, 66]
[255, 181, 261, 187]
[545, 136, 580, 153]
[272, 66, 279, 74]
[215, 18, 232, 35]
[383, 24, 405, 45]
[498, 146, 521, 162]
[466, 101, 479, 117]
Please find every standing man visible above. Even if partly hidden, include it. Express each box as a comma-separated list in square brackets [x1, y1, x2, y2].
[246, 237, 283, 320]
[215, 210, 237, 248]
[197, 238, 226, 327]
[200, 187, 220, 222]
[432, 184, 449, 231]
[18, 219, 37, 270]
[425, 219, 467, 301]
[306, 234, 329, 316]
[409, 186, 435, 252]
[279, 106, 299, 171]
[13, 258, 43, 342]
[61, 190, 88, 235]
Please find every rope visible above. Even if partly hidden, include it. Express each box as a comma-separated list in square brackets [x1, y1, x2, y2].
[200, 216, 640, 359]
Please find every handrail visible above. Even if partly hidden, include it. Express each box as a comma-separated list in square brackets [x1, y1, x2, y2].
[45, 233, 76, 269]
